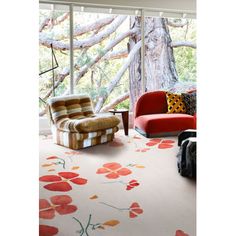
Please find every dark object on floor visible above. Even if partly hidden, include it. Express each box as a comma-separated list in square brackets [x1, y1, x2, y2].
[177, 130, 197, 178]
[178, 129, 197, 146]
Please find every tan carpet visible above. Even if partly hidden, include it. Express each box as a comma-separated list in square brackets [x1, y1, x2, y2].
[39, 129, 196, 236]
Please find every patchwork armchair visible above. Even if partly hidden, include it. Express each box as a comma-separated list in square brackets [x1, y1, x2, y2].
[47, 94, 120, 149]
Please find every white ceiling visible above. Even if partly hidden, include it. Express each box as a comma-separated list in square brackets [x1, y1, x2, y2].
[51, 0, 196, 13]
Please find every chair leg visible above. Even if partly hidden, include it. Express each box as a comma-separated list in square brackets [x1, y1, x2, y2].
[121, 112, 129, 136]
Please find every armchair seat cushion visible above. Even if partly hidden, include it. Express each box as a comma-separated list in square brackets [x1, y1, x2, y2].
[57, 113, 120, 133]
[134, 113, 195, 135]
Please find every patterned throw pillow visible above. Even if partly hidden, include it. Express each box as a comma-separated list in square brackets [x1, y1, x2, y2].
[181, 92, 197, 116]
[166, 92, 186, 113]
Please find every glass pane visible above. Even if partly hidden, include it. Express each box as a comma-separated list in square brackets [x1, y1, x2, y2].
[144, 16, 196, 93]
[39, 4, 70, 116]
[73, 11, 139, 112]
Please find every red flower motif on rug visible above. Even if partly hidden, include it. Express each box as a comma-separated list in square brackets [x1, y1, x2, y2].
[46, 156, 58, 160]
[129, 202, 143, 218]
[126, 180, 140, 190]
[39, 195, 77, 219]
[39, 172, 87, 191]
[96, 162, 132, 179]
[146, 138, 175, 149]
[39, 225, 58, 236]
[175, 230, 189, 236]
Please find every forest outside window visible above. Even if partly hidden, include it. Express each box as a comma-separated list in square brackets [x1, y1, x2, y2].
[39, 3, 196, 117]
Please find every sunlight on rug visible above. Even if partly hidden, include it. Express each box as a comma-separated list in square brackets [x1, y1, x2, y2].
[39, 129, 196, 236]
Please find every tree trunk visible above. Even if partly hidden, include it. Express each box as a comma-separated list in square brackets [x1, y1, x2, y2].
[129, 17, 179, 111]
[129, 16, 142, 112]
[145, 17, 178, 91]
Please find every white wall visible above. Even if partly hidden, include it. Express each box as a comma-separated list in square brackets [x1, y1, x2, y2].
[52, 0, 196, 12]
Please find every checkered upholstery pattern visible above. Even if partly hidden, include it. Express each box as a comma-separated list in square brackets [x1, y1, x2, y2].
[47, 95, 120, 149]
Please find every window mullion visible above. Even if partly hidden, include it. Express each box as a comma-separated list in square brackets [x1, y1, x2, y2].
[69, 4, 74, 94]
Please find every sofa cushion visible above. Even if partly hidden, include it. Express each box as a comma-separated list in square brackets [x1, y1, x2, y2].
[166, 92, 186, 114]
[181, 92, 196, 116]
[134, 91, 168, 118]
[56, 113, 120, 133]
[134, 113, 195, 135]
[48, 94, 94, 123]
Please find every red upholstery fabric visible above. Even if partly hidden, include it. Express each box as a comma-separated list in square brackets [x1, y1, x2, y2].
[135, 114, 195, 134]
[193, 113, 197, 129]
[134, 91, 168, 118]
[134, 90, 197, 136]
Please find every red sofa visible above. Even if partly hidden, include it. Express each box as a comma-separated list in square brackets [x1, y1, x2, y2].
[134, 91, 196, 137]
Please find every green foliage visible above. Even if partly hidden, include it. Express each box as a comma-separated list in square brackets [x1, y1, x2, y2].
[169, 19, 196, 83]
[116, 99, 130, 109]
[174, 47, 196, 82]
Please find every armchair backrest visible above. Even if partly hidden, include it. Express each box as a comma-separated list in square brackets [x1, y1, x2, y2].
[48, 94, 94, 123]
[134, 91, 168, 118]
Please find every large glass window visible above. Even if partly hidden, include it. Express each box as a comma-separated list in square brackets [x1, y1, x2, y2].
[39, 3, 196, 116]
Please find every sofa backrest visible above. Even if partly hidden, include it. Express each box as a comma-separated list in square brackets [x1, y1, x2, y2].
[48, 94, 94, 123]
[134, 91, 168, 118]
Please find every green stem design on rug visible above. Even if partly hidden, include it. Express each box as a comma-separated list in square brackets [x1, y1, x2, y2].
[73, 214, 104, 235]
[73, 214, 120, 235]
[99, 202, 129, 212]
[102, 180, 127, 185]
[53, 157, 66, 169]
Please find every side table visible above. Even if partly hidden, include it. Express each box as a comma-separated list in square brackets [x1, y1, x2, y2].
[109, 109, 129, 136]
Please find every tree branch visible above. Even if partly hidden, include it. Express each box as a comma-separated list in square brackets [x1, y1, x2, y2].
[100, 92, 129, 112]
[39, 12, 70, 32]
[39, 17, 50, 32]
[74, 28, 138, 88]
[52, 12, 70, 26]
[95, 40, 141, 112]
[40, 27, 137, 105]
[39, 15, 127, 50]
[60, 27, 139, 97]
[102, 49, 128, 61]
[74, 15, 116, 37]
[171, 41, 196, 49]
[42, 67, 70, 101]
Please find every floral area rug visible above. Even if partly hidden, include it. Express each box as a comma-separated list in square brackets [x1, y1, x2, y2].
[39, 129, 196, 236]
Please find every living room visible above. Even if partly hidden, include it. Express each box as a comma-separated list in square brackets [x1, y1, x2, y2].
[1, 0, 236, 236]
